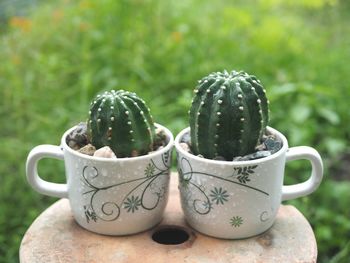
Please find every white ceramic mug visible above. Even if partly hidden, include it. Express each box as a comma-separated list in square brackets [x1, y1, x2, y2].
[26, 124, 174, 235]
[174, 127, 323, 239]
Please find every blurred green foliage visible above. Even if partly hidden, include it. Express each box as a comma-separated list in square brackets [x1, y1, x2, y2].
[1, 0, 349, 262]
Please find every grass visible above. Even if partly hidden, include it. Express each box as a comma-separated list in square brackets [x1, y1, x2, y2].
[1, 0, 350, 262]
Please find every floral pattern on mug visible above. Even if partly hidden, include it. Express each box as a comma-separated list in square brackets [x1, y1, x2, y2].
[81, 151, 171, 223]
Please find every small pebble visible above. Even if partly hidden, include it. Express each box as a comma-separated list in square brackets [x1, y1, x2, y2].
[234, 151, 271, 161]
[78, 144, 96, 156]
[181, 132, 191, 144]
[255, 142, 267, 152]
[66, 122, 89, 150]
[93, 146, 117, 158]
[232, 156, 244, 161]
[131, 150, 139, 157]
[264, 136, 282, 154]
[213, 156, 226, 161]
[154, 127, 167, 148]
[180, 143, 191, 153]
[148, 145, 164, 155]
[250, 150, 272, 159]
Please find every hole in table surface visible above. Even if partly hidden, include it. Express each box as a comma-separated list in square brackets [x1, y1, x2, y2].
[152, 226, 190, 245]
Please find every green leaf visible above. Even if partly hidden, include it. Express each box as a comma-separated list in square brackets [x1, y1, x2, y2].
[291, 103, 311, 123]
[145, 163, 156, 177]
[324, 138, 346, 156]
[317, 108, 340, 125]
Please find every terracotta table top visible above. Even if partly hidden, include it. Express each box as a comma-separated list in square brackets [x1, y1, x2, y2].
[20, 173, 317, 263]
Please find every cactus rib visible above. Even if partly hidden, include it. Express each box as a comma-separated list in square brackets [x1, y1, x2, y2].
[189, 70, 269, 160]
[88, 90, 156, 157]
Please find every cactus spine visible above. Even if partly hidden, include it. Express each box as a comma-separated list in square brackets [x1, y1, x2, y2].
[189, 70, 269, 160]
[88, 90, 156, 157]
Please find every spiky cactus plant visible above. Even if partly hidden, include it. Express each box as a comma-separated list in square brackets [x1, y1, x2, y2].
[88, 90, 156, 157]
[189, 70, 269, 160]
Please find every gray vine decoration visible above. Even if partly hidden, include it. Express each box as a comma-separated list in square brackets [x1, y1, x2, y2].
[81, 151, 171, 223]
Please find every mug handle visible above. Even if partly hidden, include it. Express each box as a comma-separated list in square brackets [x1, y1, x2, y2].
[282, 146, 323, 201]
[26, 145, 68, 198]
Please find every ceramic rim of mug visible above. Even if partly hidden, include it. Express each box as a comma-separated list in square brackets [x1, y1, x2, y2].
[61, 123, 174, 162]
[174, 126, 289, 165]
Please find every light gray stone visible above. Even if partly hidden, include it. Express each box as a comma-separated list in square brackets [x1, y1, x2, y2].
[93, 146, 117, 158]
[78, 144, 96, 156]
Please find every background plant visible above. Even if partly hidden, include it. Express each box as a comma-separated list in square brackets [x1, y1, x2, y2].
[0, 0, 349, 262]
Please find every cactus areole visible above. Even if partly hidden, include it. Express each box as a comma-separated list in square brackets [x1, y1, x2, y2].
[88, 90, 156, 158]
[189, 70, 269, 160]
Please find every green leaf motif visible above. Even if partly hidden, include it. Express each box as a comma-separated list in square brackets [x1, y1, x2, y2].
[234, 165, 258, 176]
[209, 187, 229, 205]
[202, 200, 213, 211]
[180, 178, 190, 188]
[237, 174, 250, 184]
[145, 163, 156, 177]
[178, 168, 190, 188]
[232, 165, 258, 184]
[84, 205, 97, 223]
[230, 216, 243, 227]
[124, 195, 142, 213]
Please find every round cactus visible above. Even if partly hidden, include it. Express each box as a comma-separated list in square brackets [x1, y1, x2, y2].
[87, 90, 156, 157]
[189, 70, 269, 160]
